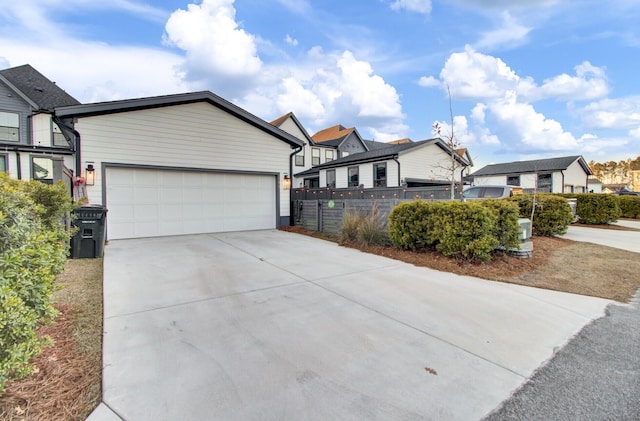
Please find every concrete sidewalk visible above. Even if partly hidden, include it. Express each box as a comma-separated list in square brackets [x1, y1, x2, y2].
[564, 224, 640, 253]
[90, 230, 611, 420]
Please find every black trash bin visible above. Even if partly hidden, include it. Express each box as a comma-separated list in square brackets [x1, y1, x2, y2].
[70, 205, 108, 259]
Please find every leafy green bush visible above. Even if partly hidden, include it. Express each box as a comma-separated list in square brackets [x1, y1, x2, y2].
[341, 203, 388, 246]
[478, 199, 521, 250]
[574, 193, 620, 224]
[389, 200, 502, 261]
[617, 195, 640, 219]
[0, 174, 73, 391]
[510, 194, 573, 236]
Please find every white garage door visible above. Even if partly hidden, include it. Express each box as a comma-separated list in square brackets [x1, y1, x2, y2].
[106, 167, 276, 239]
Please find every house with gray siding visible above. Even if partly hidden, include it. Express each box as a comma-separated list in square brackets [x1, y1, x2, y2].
[0, 64, 80, 189]
[469, 156, 593, 193]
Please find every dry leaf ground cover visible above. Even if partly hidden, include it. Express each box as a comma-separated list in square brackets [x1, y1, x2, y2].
[0, 258, 103, 420]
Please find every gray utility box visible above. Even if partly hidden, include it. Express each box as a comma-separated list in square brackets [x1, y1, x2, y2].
[518, 218, 532, 242]
[70, 205, 108, 259]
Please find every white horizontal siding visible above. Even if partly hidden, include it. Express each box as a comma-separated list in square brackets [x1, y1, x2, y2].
[400, 144, 461, 182]
[474, 175, 506, 185]
[564, 160, 588, 192]
[77, 102, 292, 216]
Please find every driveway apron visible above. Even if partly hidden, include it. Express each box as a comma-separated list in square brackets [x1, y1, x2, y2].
[99, 230, 611, 420]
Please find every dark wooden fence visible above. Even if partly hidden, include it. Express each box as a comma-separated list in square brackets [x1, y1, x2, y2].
[292, 185, 462, 201]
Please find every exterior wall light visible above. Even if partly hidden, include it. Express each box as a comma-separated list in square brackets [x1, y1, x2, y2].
[282, 174, 291, 190]
[85, 163, 95, 186]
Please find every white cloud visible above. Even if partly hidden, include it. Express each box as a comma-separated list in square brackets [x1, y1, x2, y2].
[579, 96, 640, 130]
[285, 34, 298, 46]
[163, 0, 263, 98]
[390, 0, 432, 14]
[418, 75, 440, 88]
[475, 11, 532, 50]
[536, 61, 609, 101]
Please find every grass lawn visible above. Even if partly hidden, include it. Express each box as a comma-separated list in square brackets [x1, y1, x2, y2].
[1, 223, 639, 418]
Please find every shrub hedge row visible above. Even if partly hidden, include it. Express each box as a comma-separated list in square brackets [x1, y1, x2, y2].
[388, 200, 519, 261]
[0, 174, 74, 392]
[618, 195, 640, 219]
[509, 194, 574, 236]
[557, 193, 622, 224]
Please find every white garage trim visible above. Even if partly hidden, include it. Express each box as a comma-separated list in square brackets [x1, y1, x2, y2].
[102, 163, 279, 240]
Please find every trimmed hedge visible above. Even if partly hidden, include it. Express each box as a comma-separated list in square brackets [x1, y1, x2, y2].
[0, 174, 74, 392]
[574, 193, 620, 224]
[479, 199, 521, 250]
[617, 195, 640, 219]
[509, 194, 573, 236]
[388, 200, 516, 261]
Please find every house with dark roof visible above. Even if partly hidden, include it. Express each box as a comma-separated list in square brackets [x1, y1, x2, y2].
[0, 64, 80, 188]
[469, 155, 593, 193]
[298, 137, 471, 189]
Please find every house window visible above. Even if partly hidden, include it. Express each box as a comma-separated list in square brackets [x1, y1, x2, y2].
[312, 148, 320, 166]
[52, 123, 68, 147]
[0, 111, 19, 142]
[348, 166, 359, 187]
[326, 169, 336, 188]
[295, 149, 304, 166]
[537, 173, 552, 192]
[325, 149, 334, 162]
[373, 163, 387, 187]
[507, 175, 520, 186]
[0, 154, 7, 173]
[32, 157, 54, 184]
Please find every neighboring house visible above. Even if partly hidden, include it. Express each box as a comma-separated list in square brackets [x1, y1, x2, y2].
[631, 162, 640, 192]
[587, 177, 603, 193]
[56, 92, 303, 240]
[0, 64, 80, 189]
[270, 112, 339, 188]
[602, 183, 631, 194]
[300, 138, 471, 189]
[470, 156, 593, 193]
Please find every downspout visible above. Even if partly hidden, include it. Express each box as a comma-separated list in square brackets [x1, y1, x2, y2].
[560, 170, 565, 193]
[16, 151, 22, 179]
[289, 145, 303, 226]
[392, 155, 401, 186]
[53, 116, 81, 177]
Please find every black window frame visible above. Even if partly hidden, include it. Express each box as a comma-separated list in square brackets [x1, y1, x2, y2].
[311, 148, 320, 166]
[0, 111, 20, 142]
[326, 169, 336, 188]
[295, 148, 305, 166]
[0, 153, 7, 173]
[537, 173, 552, 192]
[31, 156, 54, 184]
[348, 166, 359, 187]
[506, 175, 520, 186]
[373, 162, 387, 188]
[325, 149, 334, 162]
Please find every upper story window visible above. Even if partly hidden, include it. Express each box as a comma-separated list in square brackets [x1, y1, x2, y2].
[0, 111, 19, 142]
[295, 148, 305, 166]
[507, 175, 520, 186]
[373, 163, 387, 187]
[325, 149, 334, 162]
[538, 173, 552, 192]
[52, 123, 68, 147]
[348, 166, 359, 187]
[312, 148, 320, 166]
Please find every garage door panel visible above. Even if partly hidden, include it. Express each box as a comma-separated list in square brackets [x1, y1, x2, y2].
[106, 168, 276, 239]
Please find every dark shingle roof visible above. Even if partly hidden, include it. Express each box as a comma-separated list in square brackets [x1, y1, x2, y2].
[0, 64, 80, 110]
[311, 139, 436, 169]
[471, 156, 592, 176]
[363, 139, 392, 150]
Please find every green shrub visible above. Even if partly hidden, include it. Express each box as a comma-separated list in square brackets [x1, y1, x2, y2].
[510, 194, 573, 236]
[617, 195, 640, 219]
[389, 200, 501, 261]
[574, 193, 620, 224]
[478, 199, 521, 250]
[341, 203, 388, 246]
[0, 174, 73, 391]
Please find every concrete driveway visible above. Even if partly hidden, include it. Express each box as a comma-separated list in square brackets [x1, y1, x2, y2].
[92, 230, 611, 420]
[564, 221, 640, 253]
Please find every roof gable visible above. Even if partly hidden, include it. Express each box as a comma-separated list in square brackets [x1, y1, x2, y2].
[56, 91, 304, 148]
[270, 112, 315, 145]
[472, 155, 592, 177]
[0, 64, 80, 111]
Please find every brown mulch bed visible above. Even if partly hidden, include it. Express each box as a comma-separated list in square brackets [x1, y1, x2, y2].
[280, 226, 640, 303]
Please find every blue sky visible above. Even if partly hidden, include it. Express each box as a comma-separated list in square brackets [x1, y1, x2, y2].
[1, 0, 639, 169]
